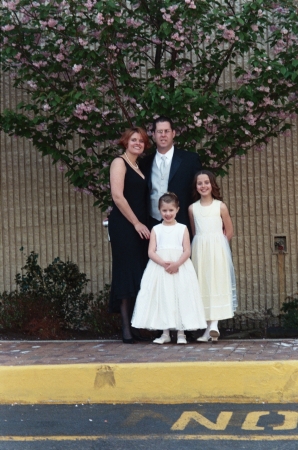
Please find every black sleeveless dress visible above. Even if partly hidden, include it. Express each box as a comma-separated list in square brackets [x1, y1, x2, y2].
[108, 158, 149, 313]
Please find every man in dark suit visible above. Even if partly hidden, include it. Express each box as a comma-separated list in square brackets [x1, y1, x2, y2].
[141, 116, 202, 235]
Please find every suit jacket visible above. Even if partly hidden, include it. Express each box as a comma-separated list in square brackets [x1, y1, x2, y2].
[140, 147, 202, 234]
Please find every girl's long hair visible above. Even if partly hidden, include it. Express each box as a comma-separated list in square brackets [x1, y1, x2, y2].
[192, 170, 223, 202]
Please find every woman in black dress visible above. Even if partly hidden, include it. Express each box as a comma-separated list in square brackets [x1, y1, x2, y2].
[109, 127, 151, 343]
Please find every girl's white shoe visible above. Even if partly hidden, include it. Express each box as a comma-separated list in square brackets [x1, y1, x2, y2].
[177, 332, 187, 344]
[197, 326, 212, 342]
[153, 334, 171, 345]
[197, 333, 211, 342]
[209, 329, 220, 342]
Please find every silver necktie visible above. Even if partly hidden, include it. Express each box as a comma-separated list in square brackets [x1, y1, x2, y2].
[160, 155, 166, 180]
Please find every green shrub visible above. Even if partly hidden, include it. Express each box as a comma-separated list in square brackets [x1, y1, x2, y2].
[86, 284, 121, 337]
[0, 251, 121, 338]
[281, 296, 298, 330]
[15, 251, 93, 328]
[0, 291, 28, 330]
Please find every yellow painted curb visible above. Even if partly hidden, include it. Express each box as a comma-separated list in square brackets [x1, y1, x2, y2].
[1, 361, 298, 404]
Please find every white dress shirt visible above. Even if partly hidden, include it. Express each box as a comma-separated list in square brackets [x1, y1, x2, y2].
[155, 146, 174, 170]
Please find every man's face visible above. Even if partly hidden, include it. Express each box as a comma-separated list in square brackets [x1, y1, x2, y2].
[153, 121, 176, 153]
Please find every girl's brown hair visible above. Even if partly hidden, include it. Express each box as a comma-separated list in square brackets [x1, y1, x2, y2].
[192, 170, 223, 201]
[158, 192, 179, 209]
[118, 127, 151, 150]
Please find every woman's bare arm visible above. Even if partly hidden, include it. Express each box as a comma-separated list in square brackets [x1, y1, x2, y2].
[110, 158, 150, 239]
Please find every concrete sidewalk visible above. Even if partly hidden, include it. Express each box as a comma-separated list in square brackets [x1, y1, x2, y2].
[1, 339, 298, 405]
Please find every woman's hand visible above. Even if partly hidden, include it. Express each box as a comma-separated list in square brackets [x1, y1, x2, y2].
[134, 222, 150, 239]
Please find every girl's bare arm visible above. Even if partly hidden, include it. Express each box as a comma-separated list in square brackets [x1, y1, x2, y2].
[165, 228, 191, 274]
[220, 202, 233, 241]
[148, 230, 169, 268]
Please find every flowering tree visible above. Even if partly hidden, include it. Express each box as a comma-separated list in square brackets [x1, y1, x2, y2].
[1, 0, 298, 210]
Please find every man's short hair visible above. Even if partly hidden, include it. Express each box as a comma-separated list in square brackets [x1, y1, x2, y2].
[152, 116, 175, 132]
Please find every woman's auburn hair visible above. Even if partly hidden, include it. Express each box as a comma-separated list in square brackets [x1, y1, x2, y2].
[192, 170, 223, 201]
[118, 126, 151, 150]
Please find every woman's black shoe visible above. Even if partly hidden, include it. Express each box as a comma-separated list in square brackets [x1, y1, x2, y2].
[131, 331, 151, 342]
[122, 337, 134, 344]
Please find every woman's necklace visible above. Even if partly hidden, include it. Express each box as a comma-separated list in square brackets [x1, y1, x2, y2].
[124, 152, 139, 169]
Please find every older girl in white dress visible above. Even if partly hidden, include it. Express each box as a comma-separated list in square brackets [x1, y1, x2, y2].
[189, 170, 237, 342]
[132, 192, 206, 344]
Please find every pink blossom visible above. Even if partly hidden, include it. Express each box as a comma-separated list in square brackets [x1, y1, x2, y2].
[245, 114, 257, 126]
[73, 64, 82, 72]
[27, 80, 37, 90]
[162, 13, 173, 23]
[169, 5, 178, 13]
[79, 38, 88, 46]
[126, 18, 142, 28]
[84, 0, 95, 11]
[96, 13, 104, 25]
[36, 123, 46, 131]
[251, 25, 258, 31]
[33, 61, 47, 68]
[48, 19, 58, 28]
[262, 97, 274, 106]
[55, 53, 65, 62]
[43, 104, 51, 111]
[3, 0, 19, 10]
[152, 37, 162, 44]
[2, 24, 15, 31]
[223, 29, 235, 41]
[257, 86, 270, 93]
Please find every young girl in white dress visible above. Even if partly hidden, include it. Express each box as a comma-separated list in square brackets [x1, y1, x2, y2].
[131, 192, 206, 344]
[188, 170, 237, 342]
